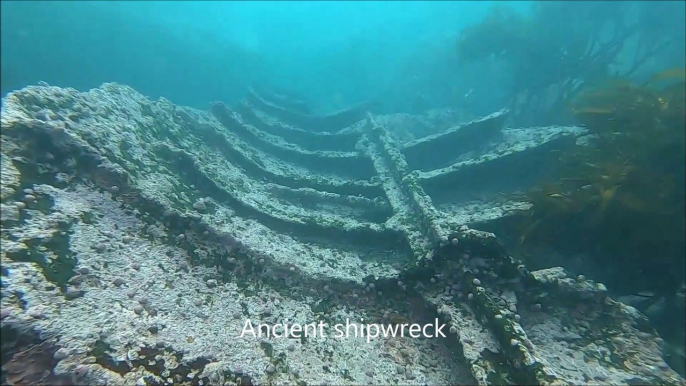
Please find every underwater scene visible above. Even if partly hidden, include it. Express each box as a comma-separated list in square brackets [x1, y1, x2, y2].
[1, 1, 685, 385]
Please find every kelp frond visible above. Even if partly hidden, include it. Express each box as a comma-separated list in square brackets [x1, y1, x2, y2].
[516, 69, 685, 255]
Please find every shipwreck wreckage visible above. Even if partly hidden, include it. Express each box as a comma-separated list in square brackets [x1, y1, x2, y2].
[1, 83, 684, 386]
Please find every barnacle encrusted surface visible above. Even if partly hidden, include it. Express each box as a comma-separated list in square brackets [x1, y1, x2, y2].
[1, 84, 683, 386]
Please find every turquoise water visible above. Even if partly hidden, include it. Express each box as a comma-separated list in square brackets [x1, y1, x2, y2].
[1, 1, 684, 384]
[1, 1, 506, 111]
